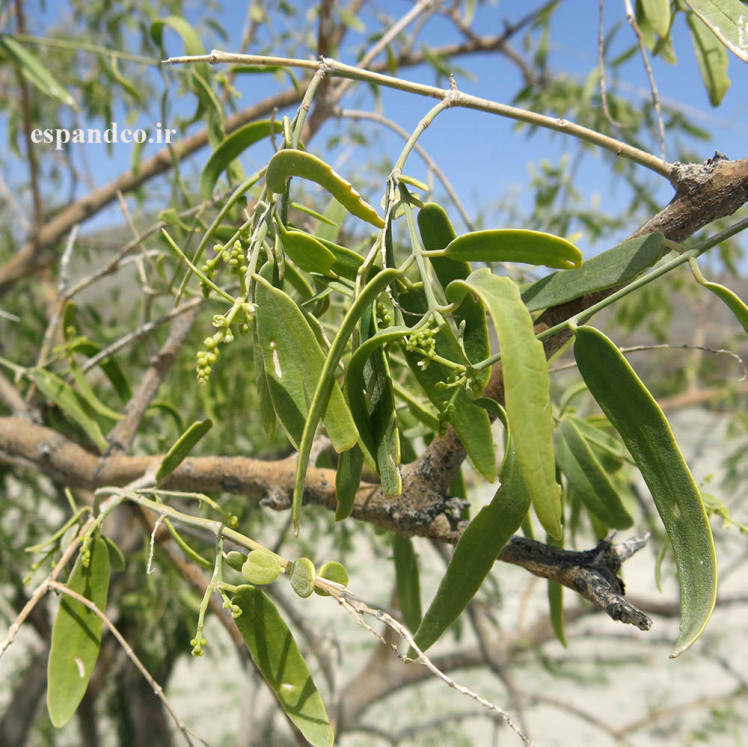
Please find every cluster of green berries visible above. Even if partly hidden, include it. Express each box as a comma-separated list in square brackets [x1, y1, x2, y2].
[200, 241, 249, 298]
[195, 302, 257, 384]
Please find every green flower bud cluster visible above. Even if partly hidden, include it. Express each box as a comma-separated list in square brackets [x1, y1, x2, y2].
[403, 323, 437, 370]
[375, 301, 392, 328]
[195, 302, 257, 384]
[200, 240, 250, 298]
[190, 634, 208, 656]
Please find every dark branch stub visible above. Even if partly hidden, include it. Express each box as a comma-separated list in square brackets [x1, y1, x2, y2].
[499, 534, 652, 631]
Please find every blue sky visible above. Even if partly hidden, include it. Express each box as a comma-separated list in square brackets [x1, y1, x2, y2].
[11, 1, 748, 262]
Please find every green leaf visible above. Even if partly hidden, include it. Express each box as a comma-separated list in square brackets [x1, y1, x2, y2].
[69, 360, 124, 422]
[640, 0, 672, 37]
[290, 269, 400, 532]
[315, 560, 349, 596]
[682, 0, 748, 63]
[436, 229, 582, 270]
[242, 550, 282, 585]
[29, 368, 108, 452]
[418, 203, 491, 387]
[344, 318, 403, 496]
[448, 270, 562, 538]
[156, 419, 213, 485]
[254, 273, 358, 454]
[266, 149, 385, 228]
[334, 444, 364, 521]
[279, 226, 337, 275]
[573, 326, 717, 657]
[686, 11, 731, 106]
[199, 120, 283, 198]
[414, 403, 530, 653]
[233, 587, 334, 747]
[102, 536, 125, 572]
[689, 258, 748, 334]
[47, 537, 110, 727]
[521, 233, 665, 312]
[393, 536, 422, 633]
[554, 418, 633, 530]
[0, 35, 77, 108]
[399, 285, 496, 482]
[547, 532, 567, 646]
[288, 557, 316, 598]
[67, 338, 132, 404]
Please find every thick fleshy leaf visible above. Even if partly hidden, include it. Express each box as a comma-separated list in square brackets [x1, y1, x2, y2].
[522, 233, 665, 312]
[156, 418, 212, 484]
[288, 557, 317, 598]
[690, 259, 748, 334]
[314, 561, 349, 597]
[418, 203, 491, 388]
[399, 285, 496, 482]
[682, 0, 748, 62]
[448, 270, 562, 538]
[554, 417, 633, 529]
[279, 227, 337, 275]
[290, 269, 399, 532]
[254, 274, 358, 453]
[233, 587, 334, 747]
[344, 320, 403, 496]
[393, 535, 422, 633]
[266, 150, 384, 228]
[47, 537, 110, 727]
[199, 120, 283, 198]
[414, 403, 530, 653]
[437, 229, 582, 270]
[574, 325, 717, 657]
[334, 444, 364, 521]
[686, 11, 731, 105]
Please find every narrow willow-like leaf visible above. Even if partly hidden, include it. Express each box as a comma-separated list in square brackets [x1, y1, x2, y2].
[399, 285, 496, 481]
[554, 418, 633, 529]
[335, 444, 364, 521]
[199, 120, 283, 198]
[414, 403, 531, 653]
[437, 228, 582, 270]
[290, 269, 400, 532]
[573, 325, 717, 657]
[67, 337, 133, 403]
[316, 236, 365, 280]
[686, 11, 731, 105]
[418, 203, 491, 388]
[233, 587, 334, 747]
[521, 233, 665, 312]
[102, 536, 125, 572]
[266, 150, 385, 228]
[448, 270, 562, 538]
[690, 259, 748, 334]
[69, 360, 124, 422]
[156, 418, 212, 485]
[682, 0, 748, 62]
[344, 315, 403, 496]
[0, 36, 77, 108]
[547, 533, 567, 647]
[254, 274, 358, 454]
[29, 369, 108, 452]
[47, 537, 110, 727]
[393, 535, 422, 634]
